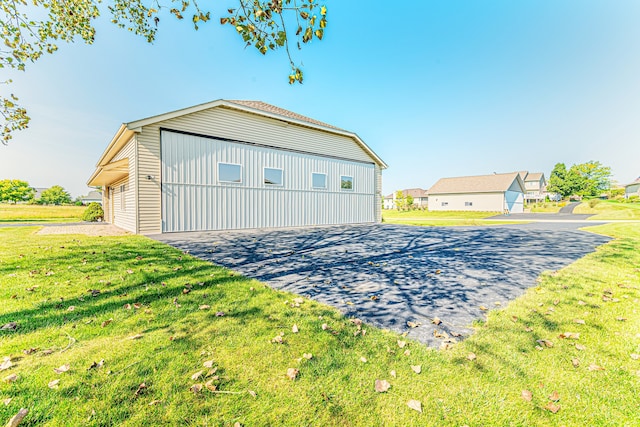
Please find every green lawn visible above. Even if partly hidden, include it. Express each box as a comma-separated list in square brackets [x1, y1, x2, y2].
[1, 224, 639, 426]
[382, 209, 516, 226]
[573, 200, 640, 220]
[526, 202, 564, 213]
[0, 204, 85, 223]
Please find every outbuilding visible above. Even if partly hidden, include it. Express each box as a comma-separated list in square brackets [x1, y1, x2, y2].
[88, 100, 387, 234]
[427, 172, 525, 213]
[625, 177, 640, 199]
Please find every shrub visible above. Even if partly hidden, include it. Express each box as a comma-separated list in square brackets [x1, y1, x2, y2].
[588, 199, 601, 208]
[82, 202, 104, 222]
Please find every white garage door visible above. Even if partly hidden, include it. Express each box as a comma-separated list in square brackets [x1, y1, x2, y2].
[161, 130, 376, 232]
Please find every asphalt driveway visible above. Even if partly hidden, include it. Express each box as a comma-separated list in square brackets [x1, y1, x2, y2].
[153, 223, 611, 347]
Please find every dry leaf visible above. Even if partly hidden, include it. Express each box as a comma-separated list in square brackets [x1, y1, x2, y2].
[440, 342, 454, 350]
[4, 373, 18, 383]
[521, 389, 532, 401]
[3, 398, 12, 405]
[360, 357, 367, 363]
[588, 364, 605, 371]
[101, 318, 113, 328]
[631, 354, 640, 360]
[134, 382, 147, 397]
[302, 353, 313, 360]
[248, 390, 257, 398]
[524, 326, 533, 332]
[190, 383, 203, 393]
[577, 300, 586, 306]
[397, 340, 407, 348]
[559, 332, 580, 339]
[407, 399, 422, 413]
[390, 370, 396, 378]
[0, 358, 13, 371]
[549, 390, 560, 401]
[148, 400, 162, 406]
[293, 297, 304, 305]
[128, 334, 143, 340]
[133, 303, 142, 309]
[616, 317, 627, 322]
[431, 317, 442, 325]
[511, 315, 518, 323]
[271, 335, 284, 344]
[198, 305, 210, 310]
[286, 368, 299, 380]
[571, 358, 580, 367]
[292, 324, 299, 333]
[204, 380, 217, 391]
[536, 339, 554, 348]
[407, 321, 420, 328]
[6, 408, 28, 427]
[191, 370, 204, 380]
[203, 360, 214, 368]
[124, 303, 132, 310]
[48, 379, 60, 389]
[54, 364, 70, 374]
[479, 306, 488, 311]
[321, 323, 328, 330]
[467, 353, 477, 361]
[411, 365, 421, 374]
[374, 379, 391, 392]
[67, 306, 75, 312]
[22, 348, 38, 355]
[215, 311, 226, 317]
[544, 402, 561, 413]
[573, 319, 586, 325]
[575, 344, 586, 351]
[404, 349, 411, 356]
[88, 360, 104, 370]
[1, 322, 18, 331]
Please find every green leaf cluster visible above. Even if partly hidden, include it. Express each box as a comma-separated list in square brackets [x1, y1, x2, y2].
[547, 161, 612, 198]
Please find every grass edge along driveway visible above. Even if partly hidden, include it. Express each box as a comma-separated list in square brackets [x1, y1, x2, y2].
[0, 223, 639, 426]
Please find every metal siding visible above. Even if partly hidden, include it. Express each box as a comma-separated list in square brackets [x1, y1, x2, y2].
[161, 131, 375, 232]
[109, 138, 136, 232]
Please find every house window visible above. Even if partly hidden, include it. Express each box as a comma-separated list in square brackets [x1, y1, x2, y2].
[218, 163, 242, 183]
[312, 173, 327, 189]
[465, 202, 473, 207]
[441, 201, 448, 207]
[340, 176, 353, 190]
[264, 167, 283, 186]
[120, 185, 126, 211]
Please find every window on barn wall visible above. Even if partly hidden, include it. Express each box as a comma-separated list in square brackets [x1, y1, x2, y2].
[441, 201, 448, 207]
[218, 163, 242, 183]
[340, 176, 353, 190]
[120, 185, 126, 211]
[264, 168, 283, 186]
[312, 173, 327, 189]
[465, 201, 473, 206]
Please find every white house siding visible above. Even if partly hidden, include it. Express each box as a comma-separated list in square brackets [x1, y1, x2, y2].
[136, 107, 374, 234]
[374, 165, 382, 221]
[427, 193, 504, 212]
[626, 183, 640, 198]
[161, 131, 375, 232]
[108, 137, 137, 232]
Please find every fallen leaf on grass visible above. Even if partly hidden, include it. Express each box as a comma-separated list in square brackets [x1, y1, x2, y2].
[22, 348, 38, 355]
[0, 358, 13, 371]
[407, 321, 421, 328]
[191, 370, 204, 380]
[536, 339, 554, 348]
[205, 380, 217, 391]
[571, 358, 580, 367]
[321, 323, 328, 330]
[101, 319, 113, 328]
[248, 390, 257, 398]
[48, 379, 60, 389]
[6, 408, 28, 427]
[575, 344, 586, 351]
[397, 340, 407, 348]
[588, 364, 605, 371]
[4, 373, 18, 383]
[559, 332, 580, 339]
[271, 335, 284, 344]
[360, 357, 367, 363]
[404, 349, 411, 356]
[411, 365, 421, 374]
[190, 383, 203, 394]
[374, 379, 391, 392]
[548, 390, 560, 401]
[544, 402, 561, 413]
[128, 334, 144, 340]
[198, 305, 210, 310]
[407, 399, 422, 413]
[203, 360, 214, 368]
[616, 317, 627, 322]
[124, 304, 132, 310]
[134, 382, 147, 397]
[390, 370, 396, 378]
[521, 390, 532, 402]
[573, 319, 586, 325]
[88, 360, 104, 370]
[631, 354, 640, 360]
[67, 306, 75, 312]
[524, 326, 533, 332]
[54, 364, 70, 374]
[1, 322, 17, 331]
[148, 400, 162, 406]
[302, 353, 313, 360]
[467, 353, 477, 361]
[292, 324, 299, 333]
[3, 398, 12, 405]
[215, 311, 226, 317]
[286, 368, 299, 380]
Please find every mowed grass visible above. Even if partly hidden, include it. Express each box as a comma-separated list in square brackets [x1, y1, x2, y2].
[526, 202, 563, 213]
[382, 209, 517, 226]
[0, 204, 85, 223]
[1, 224, 639, 426]
[574, 200, 640, 220]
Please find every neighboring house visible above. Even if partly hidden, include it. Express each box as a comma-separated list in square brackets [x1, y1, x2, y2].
[625, 177, 640, 199]
[88, 100, 387, 234]
[383, 193, 394, 209]
[518, 171, 547, 203]
[427, 172, 525, 213]
[79, 190, 103, 205]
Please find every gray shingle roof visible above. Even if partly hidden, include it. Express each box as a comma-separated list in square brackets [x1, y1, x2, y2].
[226, 100, 343, 131]
[427, 172, 522, 195]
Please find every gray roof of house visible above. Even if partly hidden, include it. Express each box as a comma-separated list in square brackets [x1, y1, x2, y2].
[427, 172, 522, 195]
[226, 100, 344, 131]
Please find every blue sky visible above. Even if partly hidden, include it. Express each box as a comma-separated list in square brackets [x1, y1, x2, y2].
[1, 0, 639, 197]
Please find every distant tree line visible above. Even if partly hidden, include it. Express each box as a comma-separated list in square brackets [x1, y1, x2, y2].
[0, 179, 74, 205]
[547, 161, 612, 198]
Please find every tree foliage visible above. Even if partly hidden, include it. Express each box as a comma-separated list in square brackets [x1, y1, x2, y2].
[39, 185, 72, 205]
[0, 0, 327, 143]
[547, 161, 611, 198]
[0, 178, 34, 203]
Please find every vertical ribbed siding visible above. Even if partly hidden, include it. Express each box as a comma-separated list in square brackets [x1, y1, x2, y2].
[374, 165, 382, 222]
[161, 131, 376, 232]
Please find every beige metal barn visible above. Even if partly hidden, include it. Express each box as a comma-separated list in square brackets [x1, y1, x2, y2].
[87, 100, 387, 234]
